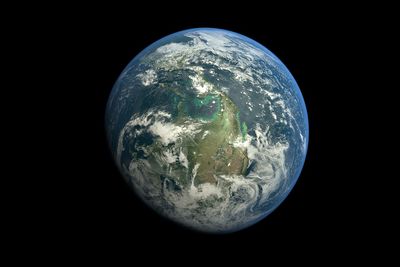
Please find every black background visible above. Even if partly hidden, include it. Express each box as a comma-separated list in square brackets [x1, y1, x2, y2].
[16, 2, 391, 259]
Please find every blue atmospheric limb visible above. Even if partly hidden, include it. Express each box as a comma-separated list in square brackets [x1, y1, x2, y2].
[106, 28, 308, 233]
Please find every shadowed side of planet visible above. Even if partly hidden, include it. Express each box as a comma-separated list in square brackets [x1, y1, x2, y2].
[105, 28, 308, 233]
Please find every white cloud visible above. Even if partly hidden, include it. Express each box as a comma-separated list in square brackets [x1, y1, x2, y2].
[137, 69, 157, 86]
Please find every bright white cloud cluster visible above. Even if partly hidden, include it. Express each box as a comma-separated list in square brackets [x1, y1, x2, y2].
[137, 69, 157, 86]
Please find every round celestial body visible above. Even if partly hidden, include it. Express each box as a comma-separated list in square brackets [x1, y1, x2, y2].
[105, 28, 308, 233]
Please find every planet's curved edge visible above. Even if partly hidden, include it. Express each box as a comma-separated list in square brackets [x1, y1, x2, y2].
[104, 27, 309, 234]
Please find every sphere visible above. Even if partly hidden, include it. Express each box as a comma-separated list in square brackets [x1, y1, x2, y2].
[106, 28, 308, 233]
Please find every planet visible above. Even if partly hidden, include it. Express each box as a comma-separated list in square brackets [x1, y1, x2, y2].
[105, 28, 308, 233]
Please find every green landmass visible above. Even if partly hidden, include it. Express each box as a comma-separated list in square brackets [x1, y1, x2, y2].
[178, 91, 249, 185]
